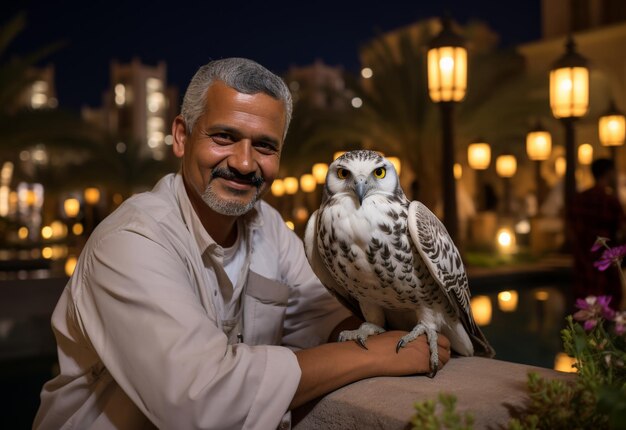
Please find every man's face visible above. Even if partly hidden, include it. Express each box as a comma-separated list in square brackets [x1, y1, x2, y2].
[173, 81, 286, 217]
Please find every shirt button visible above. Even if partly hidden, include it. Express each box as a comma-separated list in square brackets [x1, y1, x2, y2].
[214, 291, 217, 296]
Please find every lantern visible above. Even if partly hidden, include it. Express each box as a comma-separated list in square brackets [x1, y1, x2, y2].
[495, 155, 517, 178]
[598, 100, 625, 148]
[300, 174, 317, 193]
[526, 123, 552, 161]
[312, 163, 329, 184]
[467, 141, 491, 170]
[283, 177, 299, 195]
[427, 17, 467, 103]
[549, 37, 589, 119]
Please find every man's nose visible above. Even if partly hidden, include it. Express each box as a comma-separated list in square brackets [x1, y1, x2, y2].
[228, 139, 256, 175]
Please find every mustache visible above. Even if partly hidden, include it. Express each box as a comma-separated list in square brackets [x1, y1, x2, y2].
[211, 167, 265, 188]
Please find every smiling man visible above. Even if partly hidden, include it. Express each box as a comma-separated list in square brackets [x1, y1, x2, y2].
[173, 79, 284, 246]
[34, 58, 450, 430]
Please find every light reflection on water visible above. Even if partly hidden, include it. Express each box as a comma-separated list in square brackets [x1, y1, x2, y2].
[475, 285, 570, 369]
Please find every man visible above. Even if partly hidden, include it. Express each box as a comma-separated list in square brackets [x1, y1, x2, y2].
[570, 158, 626, 309]
[34, 58, 450, 429]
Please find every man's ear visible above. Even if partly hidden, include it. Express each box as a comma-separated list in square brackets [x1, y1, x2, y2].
[172, 115, 188, 158]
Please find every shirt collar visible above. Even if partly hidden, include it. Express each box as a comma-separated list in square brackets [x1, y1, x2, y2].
[174, 173, 264, 256]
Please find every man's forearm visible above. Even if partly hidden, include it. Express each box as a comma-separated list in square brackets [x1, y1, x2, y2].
[290, 330, 450, 409]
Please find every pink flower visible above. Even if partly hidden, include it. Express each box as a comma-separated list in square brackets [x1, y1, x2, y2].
[573, 296, 616, 331]
[593, 245, 626, 272]
[591, 237, 611, 252]
[614, 312, 626, 336]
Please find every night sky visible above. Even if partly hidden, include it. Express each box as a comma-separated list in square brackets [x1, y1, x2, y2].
[4, 0, 541, 111]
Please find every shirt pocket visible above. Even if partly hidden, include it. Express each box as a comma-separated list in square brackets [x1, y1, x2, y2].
[243, 271, 289, 346]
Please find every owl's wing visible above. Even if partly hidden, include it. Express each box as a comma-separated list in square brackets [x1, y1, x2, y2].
[407, 201, 495, 357]
[304, 210, 364, 321]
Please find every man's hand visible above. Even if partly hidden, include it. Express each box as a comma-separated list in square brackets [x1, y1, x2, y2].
[291, 330, 451, 409]
[365, 330, 451, 376]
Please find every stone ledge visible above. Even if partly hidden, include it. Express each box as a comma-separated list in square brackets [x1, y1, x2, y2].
[294, 356, 575, 429]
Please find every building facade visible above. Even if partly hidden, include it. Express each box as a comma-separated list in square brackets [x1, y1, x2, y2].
[82, 58, 178, 161]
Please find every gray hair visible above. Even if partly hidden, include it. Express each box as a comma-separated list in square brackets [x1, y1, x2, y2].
[180, 58, 292, 137]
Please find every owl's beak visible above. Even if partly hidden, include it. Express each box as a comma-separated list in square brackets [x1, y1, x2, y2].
[354, 178, 369, 205]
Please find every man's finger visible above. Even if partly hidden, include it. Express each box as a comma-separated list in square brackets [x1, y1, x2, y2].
[436, 334, 451, 349]
[437, 345, 451, 365]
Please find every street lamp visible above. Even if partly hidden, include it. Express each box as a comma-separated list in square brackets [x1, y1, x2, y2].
[84, 187, 100, 234]
[598, 99, 625, 173]
[283, 177, 299, 195]
[63, 198, 80, 219]
[526, 121, 552, 206]
[496, 155, 517, 215]
[312, 163, 329, 184]
[427, 16, 467, 242]
[467, 140, 491, 170]
[467, 139, 490, 211]
[578, 143, 594, 188]
[496, 155, 517, 178]
[271, 179, 286, 197]
[549, 35, 589, 221]
[300, 174, 317, 193]
[578, 143, 594, 166]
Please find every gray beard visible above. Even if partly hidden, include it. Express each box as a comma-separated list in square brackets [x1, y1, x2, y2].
[201, 182, 259, 216]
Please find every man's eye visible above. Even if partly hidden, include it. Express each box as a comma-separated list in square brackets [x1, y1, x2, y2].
[374, 167, 386, 179]
[337, 168, 349, 179]
[212, 133, 234, 142]
[254, 141, 278, 153]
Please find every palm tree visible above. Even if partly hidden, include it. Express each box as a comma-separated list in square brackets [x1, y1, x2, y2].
[278, 63, 359, 177]
[0, 13, 107, 194]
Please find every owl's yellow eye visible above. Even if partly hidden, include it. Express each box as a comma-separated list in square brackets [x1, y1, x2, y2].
[374, 167, 386, 179]
[337, 168, 349, 179]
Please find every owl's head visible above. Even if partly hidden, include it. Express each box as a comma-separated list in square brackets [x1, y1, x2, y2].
[324, 150, 402, 205]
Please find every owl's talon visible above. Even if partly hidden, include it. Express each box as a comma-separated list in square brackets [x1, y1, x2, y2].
[356, 336, 368, 350]
[427, 362, 439, 378]
[338, 322, 385, 347]
[395, 339, 406, 353]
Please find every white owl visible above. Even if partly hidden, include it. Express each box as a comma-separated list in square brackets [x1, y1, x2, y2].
[305, 150, 495, 376]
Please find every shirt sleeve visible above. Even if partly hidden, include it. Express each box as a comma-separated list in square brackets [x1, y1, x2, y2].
[73, 228, 301, 429]
[273, 216, 351, 350]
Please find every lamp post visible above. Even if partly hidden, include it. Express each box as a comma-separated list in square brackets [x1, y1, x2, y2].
[270, 179, 286, 218]
[549, 35, 589, 221]
[467, 139, 491, 211]
[427, 16, 468, 242]
[83, 187, 100, 234]
[598, 100, 625, 190]
[63, 197, 81, 249]
[312, 163, 329, 185]
[300, 174, 317, 194]
[495, 155, 517, 215]
[467, 140, 491, 170]
[578, 143, 594, 166]
[283, 176, 298, 225]
[63, 198, 80, 220]
[526, 121, 552, 207]
[598, 100, 625, 158]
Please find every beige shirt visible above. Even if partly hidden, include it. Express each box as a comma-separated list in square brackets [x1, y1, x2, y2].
[34, 173, 350, 430]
